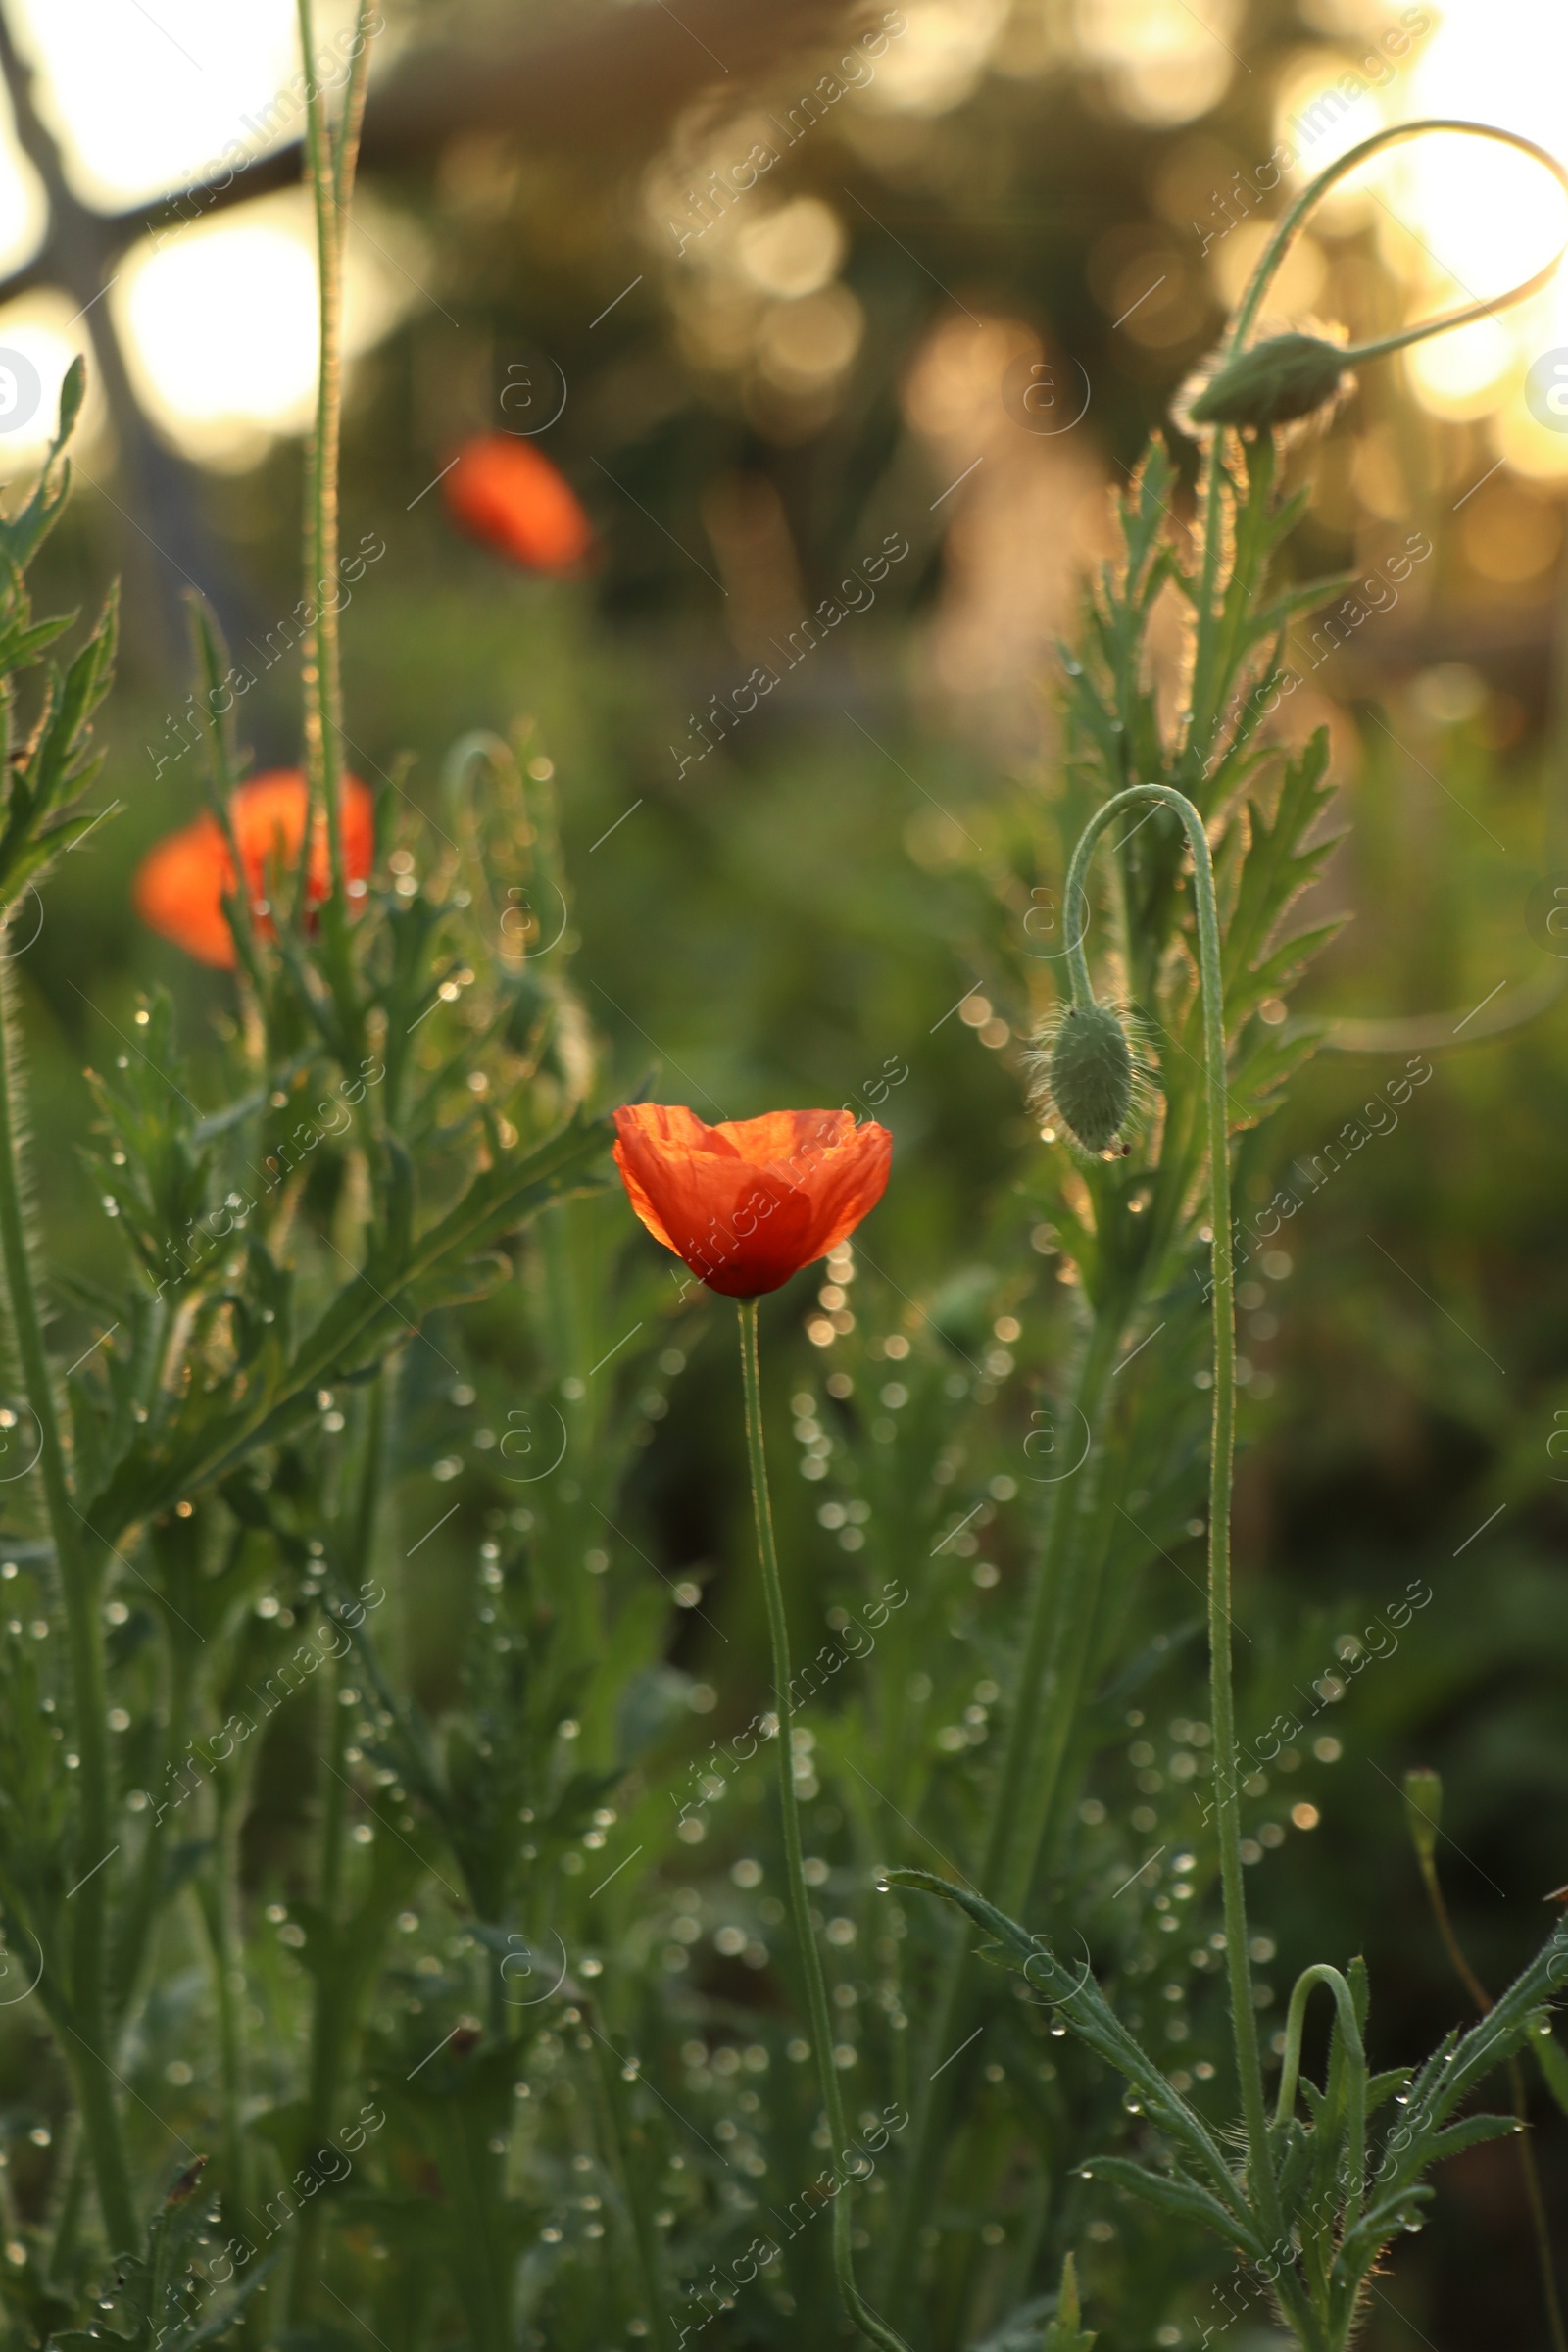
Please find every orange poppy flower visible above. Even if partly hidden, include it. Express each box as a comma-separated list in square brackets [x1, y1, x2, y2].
[133, 770, 374, 968]
[612, 1104, 892, 1298]
[442, 434, 593, 574]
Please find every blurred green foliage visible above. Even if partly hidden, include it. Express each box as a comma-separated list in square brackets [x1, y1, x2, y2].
[0, 0, 1565, 2341]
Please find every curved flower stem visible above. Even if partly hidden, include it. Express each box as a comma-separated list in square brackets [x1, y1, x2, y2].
[1186, 120, 1568, 789]
[1414, 1855, 1568, 2352]
[737, 1299, 909, 2352]
[0, 959, 136, 2254]
[1226, 121, 1568, 367]
[1063, 783, 1283, 2252]
[1274, 1964, 1365, 2209]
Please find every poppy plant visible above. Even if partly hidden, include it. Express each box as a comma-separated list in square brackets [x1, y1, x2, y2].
[612, 1100, 906, 2352]
[133, 770, 374, 968]
[442, 433, 594, 574]
[611, 1103, 891, 1298]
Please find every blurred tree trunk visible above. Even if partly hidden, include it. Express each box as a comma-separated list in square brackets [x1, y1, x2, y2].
[0, 0, 254, 669]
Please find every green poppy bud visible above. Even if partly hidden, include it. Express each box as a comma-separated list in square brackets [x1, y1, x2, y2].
[1185, 331, 1351, 432]
[1048, 1001, 1135, 1155]
[1402, 1765, 1443, 1867]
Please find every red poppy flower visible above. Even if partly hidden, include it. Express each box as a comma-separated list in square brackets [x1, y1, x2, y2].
[133, 770, 374, 968]
[442, 434, 593, 574]
[612, 1104, 892, 1298]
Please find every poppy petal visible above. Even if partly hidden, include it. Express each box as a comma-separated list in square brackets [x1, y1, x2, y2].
[134, 770, 374, 967]
[612, 1103, 890, 1298]
[443, 434, 593, 574]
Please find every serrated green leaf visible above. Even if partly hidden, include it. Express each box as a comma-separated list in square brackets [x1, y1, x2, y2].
[1530, 2016, 1568, 2120]
[1422, 2110, 1521, 2162]
[1082, 2155, 1262, 2256]
[887, 1869, 1248, 2221]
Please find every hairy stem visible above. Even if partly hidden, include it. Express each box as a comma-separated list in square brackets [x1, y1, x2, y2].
[0, 958, 135, 2252]
[1064, 783, 1282, 2246]
[288, 1373, 386, 2322]
[1274, 1964, 1365, 2216]
[1418, 1855, 1566, 2352]
[737, 1299, 909, 2352]
[296, 0, 375, 901]
[198, 1774, 249, 2224]
[880, 1311, 1121, 2328]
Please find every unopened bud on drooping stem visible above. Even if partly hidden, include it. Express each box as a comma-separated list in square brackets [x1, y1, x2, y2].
[1402, 1765, 1443, 1868]
[1183, 330, 1352, 433]
[1043, 1001, 1135, 1156]
[1179, 122, 1568, 441]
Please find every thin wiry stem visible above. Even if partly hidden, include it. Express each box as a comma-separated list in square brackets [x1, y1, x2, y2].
[0, 956, 135, 2253]
[1061, 783, 1284, 2252]
[1417, 1854, 1567, 2352]
[881, 1317, 1121, 2324]
[288, 1370, 387, 2324]
[296, 0, 376, 903]
[737, 1298, 909, 2352]
[1274, 1964, 1365, 2221]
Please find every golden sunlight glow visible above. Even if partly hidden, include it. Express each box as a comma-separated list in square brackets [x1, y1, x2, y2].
[1078, 0, 1240, 125]
[0, 88, 43, 280]
[0, 289, 108, 484]
[112, 191, 410, 468]
[1342, 3, 1568, 466]
[10, 0, 312, 211]
[736, 200, 846, 300]
[858, 0, 1010, 117]
[1403, 316, 1513, 418]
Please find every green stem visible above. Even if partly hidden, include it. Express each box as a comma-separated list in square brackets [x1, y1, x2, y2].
[0, 959, 135, 2253]
[1274, 1964, 1365, 2212]
[1063, 784, 1281, 2246]
[286, 1661, 347, 2328]
[737, 1299, 909, 2352]
[589, 2031, 675, 2352]
[296, 0, 375, 903]
[1188, 121, 1568, 791]
[1227, 121, 1568, 365]
[1417, 1858, 1567, 2352]
[44, 2128, 86, 2285]
[881, 1307, 1122, 2328]
[288, 1373, 386, 2323]
[198, 1774, 249, 2221]
[994, 1327, 1123, 1917]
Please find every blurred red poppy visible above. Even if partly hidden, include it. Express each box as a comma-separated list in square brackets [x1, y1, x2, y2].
[612, 1104, 892, 1298]
[442, 434, 593, 574]
[133, 770, 373, 968]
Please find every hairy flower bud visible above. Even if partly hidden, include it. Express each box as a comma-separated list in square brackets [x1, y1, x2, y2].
[1183, 331, 1352, 432]
[1401, 1765, 1443, 1867]
[1044, 1001, 1135, 1156]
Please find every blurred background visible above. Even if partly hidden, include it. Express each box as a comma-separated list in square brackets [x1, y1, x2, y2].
[4, 0, 1568, 2339]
